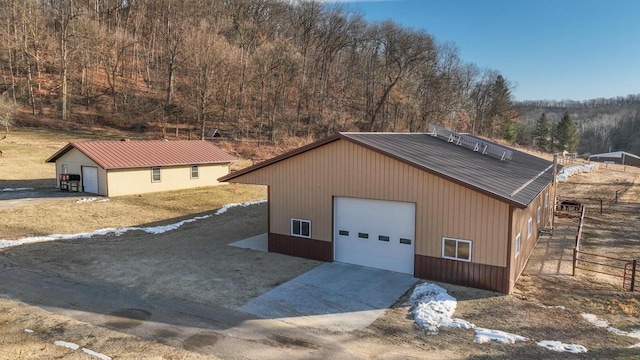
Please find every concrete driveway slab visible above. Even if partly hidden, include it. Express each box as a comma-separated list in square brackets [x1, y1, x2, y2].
[237, 262, 418, 332]
[229, 233, 268, 252]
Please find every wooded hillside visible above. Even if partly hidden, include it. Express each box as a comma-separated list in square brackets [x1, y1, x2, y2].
[517, 96, 640, 156]
[1, 0, 518, 144]
[2, 0, 638, 158]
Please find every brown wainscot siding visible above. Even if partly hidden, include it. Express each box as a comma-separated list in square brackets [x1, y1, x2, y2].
[415, 255, 509, 293]
[268, 233, 333, 262]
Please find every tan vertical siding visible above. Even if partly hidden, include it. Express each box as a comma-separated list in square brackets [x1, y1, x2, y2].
[507, 183, 552, 291]
[106, 163, 229, 197]
[230, 139, 511, 267]
[55, 149, 107, 196]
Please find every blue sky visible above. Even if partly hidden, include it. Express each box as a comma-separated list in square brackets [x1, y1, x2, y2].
[319, 0, 640, 101]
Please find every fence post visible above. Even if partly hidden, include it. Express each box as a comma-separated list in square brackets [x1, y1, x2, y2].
[600, 199, 603, 214]
[572, 248, 577, 276]
[631, 260, 637, 292]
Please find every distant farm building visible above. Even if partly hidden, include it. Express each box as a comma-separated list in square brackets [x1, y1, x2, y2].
[588, 151, 640, 167]
[47, 140, 237, 196]
[220, 126, 556, 294]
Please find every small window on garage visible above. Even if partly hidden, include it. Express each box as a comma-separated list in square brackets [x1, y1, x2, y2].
[152, 167, 161, 182]
[536, 207, 541, 224]
[191, 165, 199, 179]
[544, 193, 549, 208]
[515, 233, 521, 257]
[291, 218, 311, 238]
[527, 218, 533, 238]
[338, 230, 349, 236]
[378, 235, 390, 242]
[442, 237, 472, 262]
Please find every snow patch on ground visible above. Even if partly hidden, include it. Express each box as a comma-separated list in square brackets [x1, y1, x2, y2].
[582, 312, 640, 345]
[537, 340, 588, 353]
[408, 283, 590, 351]
[474, 328, 527, 344]
[54, 340, 80, 350]
[75, 197, 110, 204]
[1, 187, 34, 192]
[406, 283, 474, 334]
[82, 347, 112, 360]
[215, 199, 268, 215]
[0, 199, 267, 248]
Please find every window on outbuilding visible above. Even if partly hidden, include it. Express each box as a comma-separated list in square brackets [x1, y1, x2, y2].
[515, 233, 521, 257]
[442, 237, 472, 262]
[152, 167, 161, 182]
[191, 165, 199, 179]
[527, 218, 533, 238]
[62, 164, 68, 174]
[536, 207, 541, 224]
[291, 218, 311, 238]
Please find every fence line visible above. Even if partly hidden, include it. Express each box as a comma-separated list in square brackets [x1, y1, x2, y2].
[571, 205, 638, 291]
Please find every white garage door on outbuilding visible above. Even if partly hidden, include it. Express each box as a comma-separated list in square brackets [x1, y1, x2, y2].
[81, 166, 99, 194]
[334, 197, 416, 274]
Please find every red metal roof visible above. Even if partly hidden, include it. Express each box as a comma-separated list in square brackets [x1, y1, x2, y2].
[47, 140, 237, 169]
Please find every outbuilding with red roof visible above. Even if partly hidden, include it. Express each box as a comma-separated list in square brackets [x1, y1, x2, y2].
[46, 140, 237, 197]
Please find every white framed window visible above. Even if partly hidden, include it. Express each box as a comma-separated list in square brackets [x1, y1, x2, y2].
[442, 237, 472, 262]
[515, 233, 521, 257]
[62, 164, 68, 174]
[536, 207, 541, 224]
[191, 165, 199, 179]
[291, 218, 311, 238]
[152, 167, 161, 182]
[544, 193, 549, 208]
[527, 218, 533, 238]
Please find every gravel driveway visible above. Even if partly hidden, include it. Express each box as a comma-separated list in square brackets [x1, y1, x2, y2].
[0, 188, 88, 210]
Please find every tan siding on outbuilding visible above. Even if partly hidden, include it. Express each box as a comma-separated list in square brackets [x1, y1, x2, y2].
[54, 148, 108, 196]
[53, 148, 230, 197]
[106, 163, 229, 197]
[228, 139, 511, 267]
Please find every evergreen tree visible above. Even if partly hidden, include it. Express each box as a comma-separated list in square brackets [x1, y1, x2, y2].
[532, 112, 551, 152]
[501, 121, 516, 143]
[488, 75, 519, 138]
[555, 111, 580, 152]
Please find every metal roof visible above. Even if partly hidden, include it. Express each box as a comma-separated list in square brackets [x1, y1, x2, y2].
[46, 140, 237, 169]
[341, 133, 554, 208]
[220, 132, 556, 208]
[588, 151, 640, 160]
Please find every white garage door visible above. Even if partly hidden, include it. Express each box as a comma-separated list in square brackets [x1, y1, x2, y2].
[81, 166, 99, 194]
[334, 197, 415, 274]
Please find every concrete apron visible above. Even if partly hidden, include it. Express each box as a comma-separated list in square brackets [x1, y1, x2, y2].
[237, 262, 418, 332]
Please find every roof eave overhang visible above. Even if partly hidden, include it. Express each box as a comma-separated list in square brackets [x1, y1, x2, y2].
[45, 143, 74, 163]
[105, 160, 237, 170]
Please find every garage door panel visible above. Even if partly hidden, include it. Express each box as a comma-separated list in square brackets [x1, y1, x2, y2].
[334, 197, 415, 274]
[82, 166, 99, 194]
